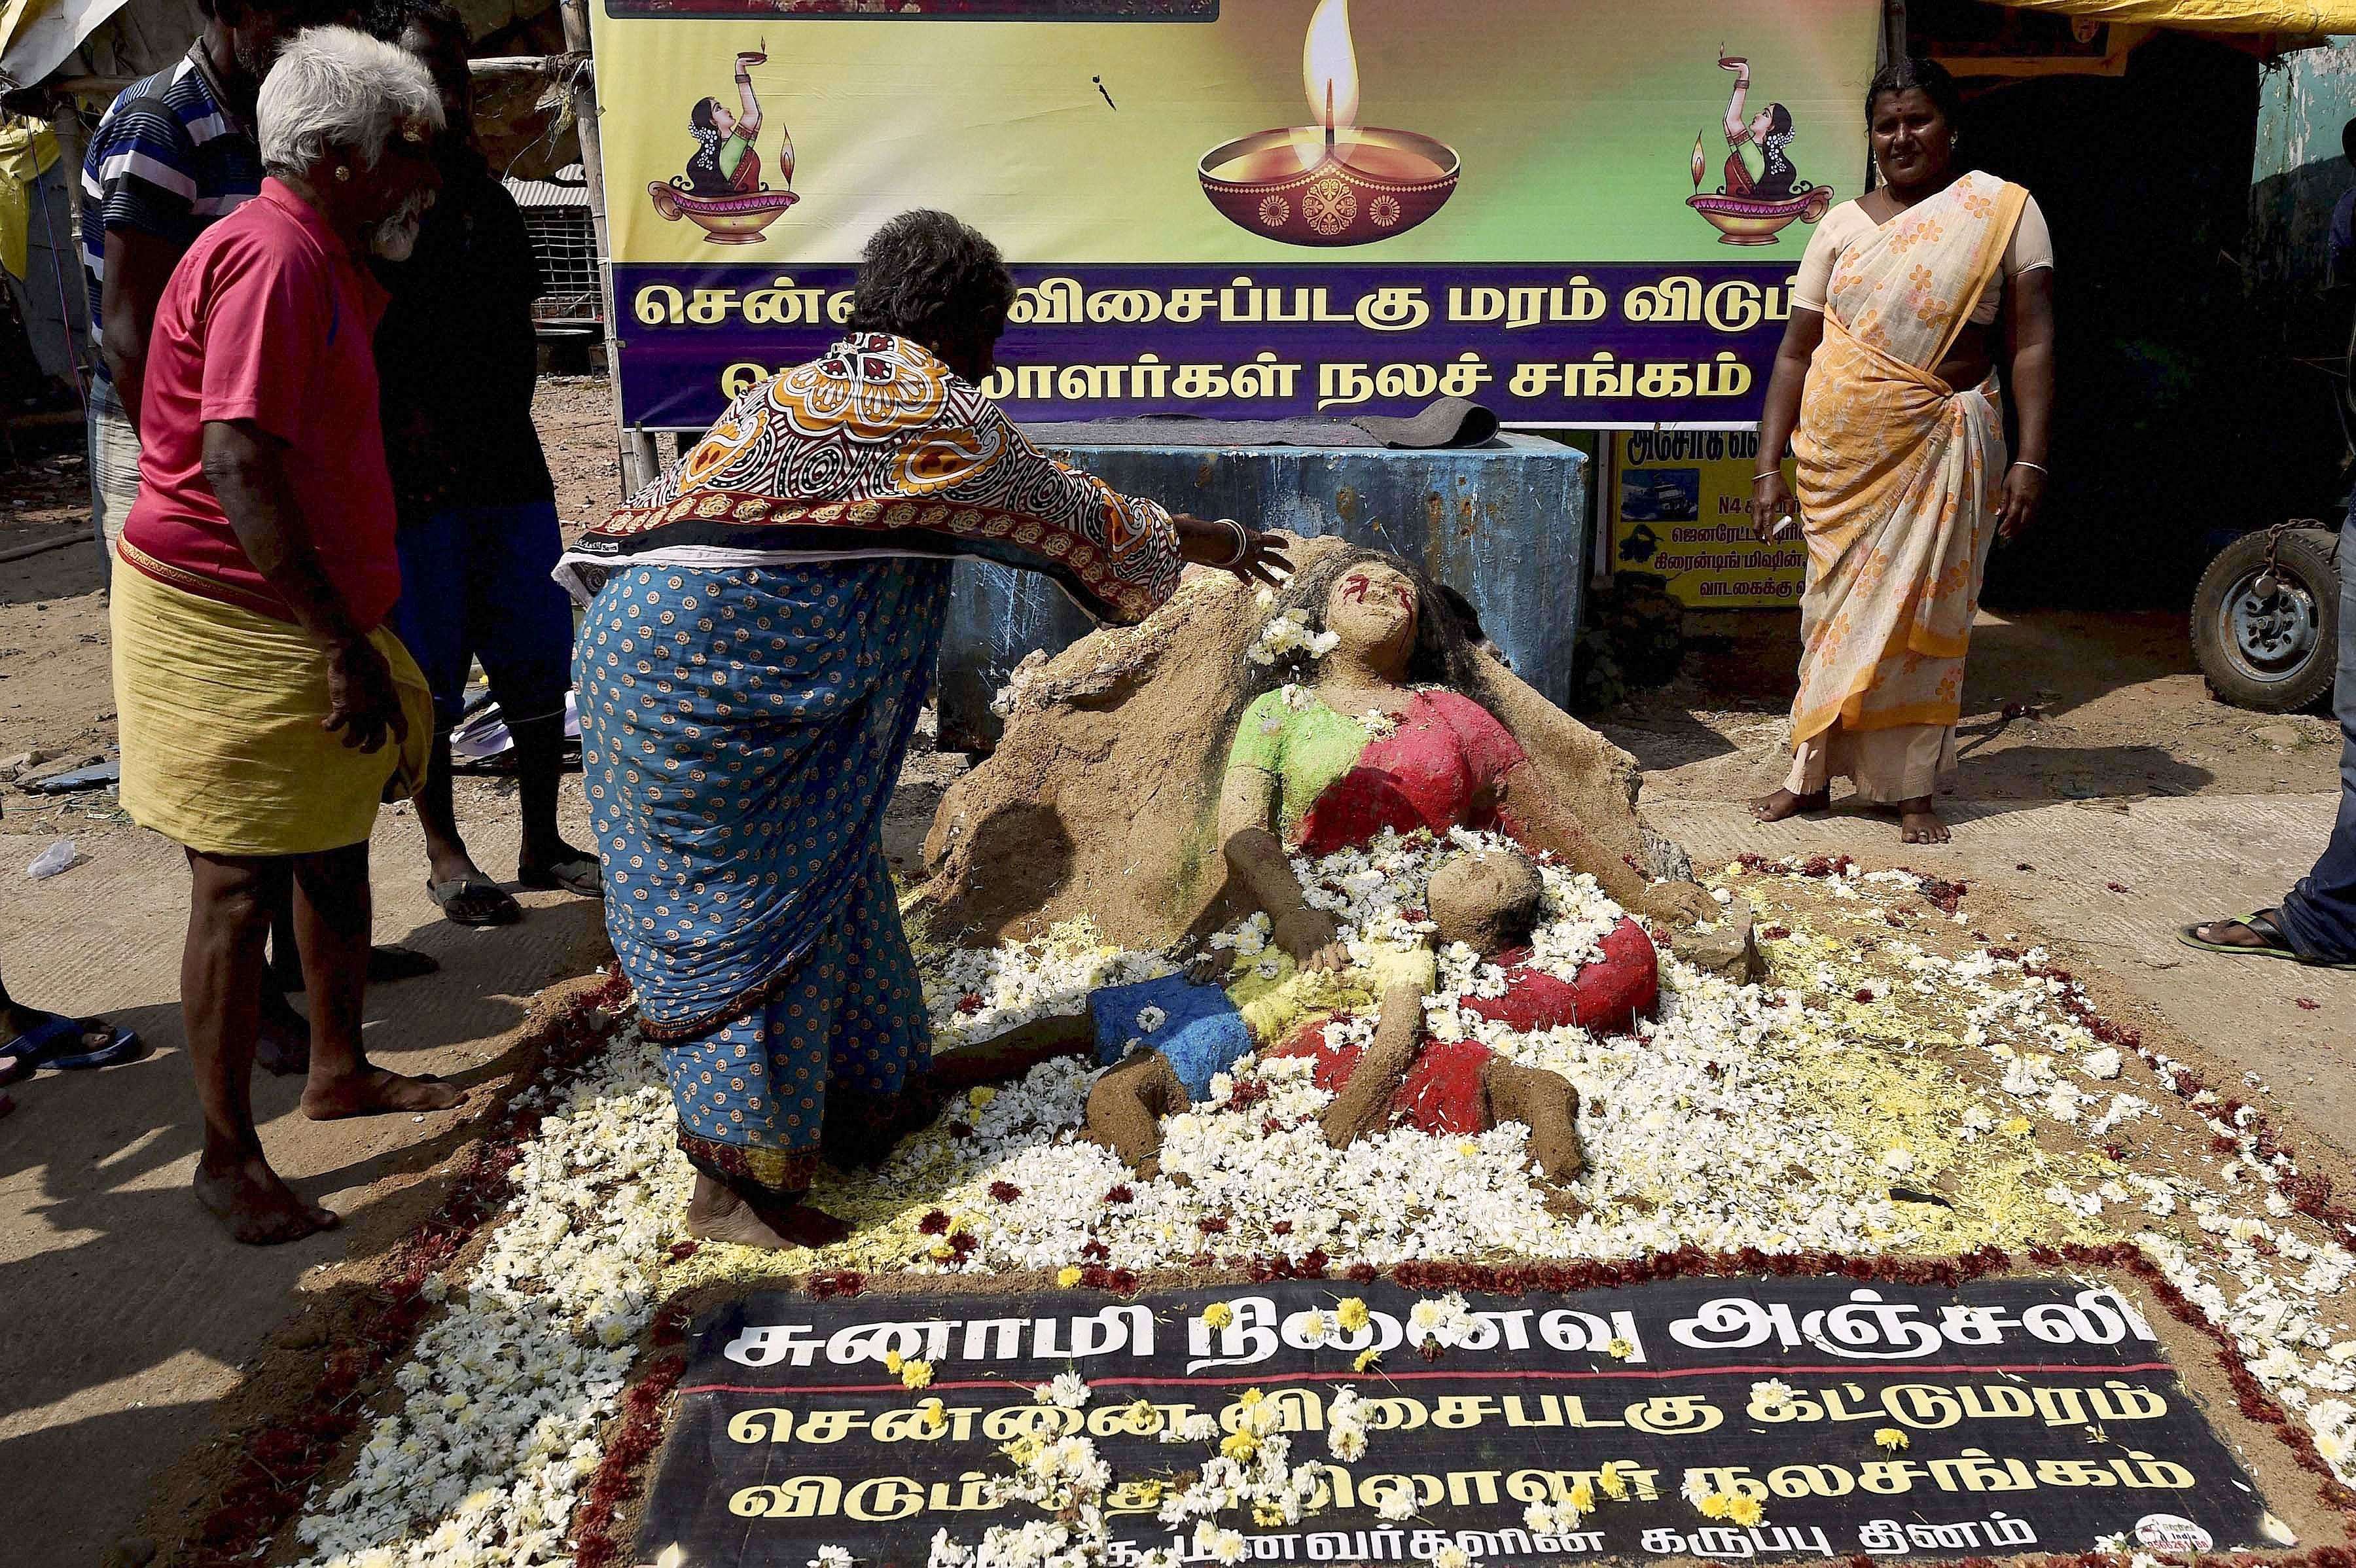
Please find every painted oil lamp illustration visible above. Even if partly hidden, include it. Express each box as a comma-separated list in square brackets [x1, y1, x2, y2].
[1685, 51, 1832, 244]
[648, 44, 800, 245]
[1197, 0, 1458, 247]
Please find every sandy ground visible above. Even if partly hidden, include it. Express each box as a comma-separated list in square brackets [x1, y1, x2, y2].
[0, 385, 2349, 1563]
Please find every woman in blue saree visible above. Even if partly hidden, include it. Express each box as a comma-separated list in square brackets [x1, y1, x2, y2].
[558, 211, 1290, 1247]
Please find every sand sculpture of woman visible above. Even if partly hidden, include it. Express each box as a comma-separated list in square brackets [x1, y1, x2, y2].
[1218, 550, 1719, 959]
[946, 548, 1715, 1182]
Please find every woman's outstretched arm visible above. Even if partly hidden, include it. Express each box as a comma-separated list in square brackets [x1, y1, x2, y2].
[1497, 760, 1721, 926]
[1721, 58, 1753, 142]
[734, 56, 763, 136]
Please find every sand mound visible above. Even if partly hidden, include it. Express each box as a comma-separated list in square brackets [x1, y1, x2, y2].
[913, 536, 1666, 951]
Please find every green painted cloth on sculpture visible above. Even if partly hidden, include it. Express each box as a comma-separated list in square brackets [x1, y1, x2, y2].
[1226, 690, 1372, 844]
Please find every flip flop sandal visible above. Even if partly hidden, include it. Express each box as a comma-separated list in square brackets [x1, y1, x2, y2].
[427, 876, 524, 927]
[1, 1008, 90, 1070]
[518, 855, 602, 897]
[49, 1022, 147, 1071]
[2176, 912, 2356, 969]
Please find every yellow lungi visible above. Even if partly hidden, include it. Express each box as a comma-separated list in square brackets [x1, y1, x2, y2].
[111, 552, 433, 857]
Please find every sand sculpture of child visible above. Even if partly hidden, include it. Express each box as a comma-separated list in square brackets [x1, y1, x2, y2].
[952, 841, 1652, 1183]
[942, 546, 1695, 1181]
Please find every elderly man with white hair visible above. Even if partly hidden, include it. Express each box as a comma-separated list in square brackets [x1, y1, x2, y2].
[109, 24, 459, 1245]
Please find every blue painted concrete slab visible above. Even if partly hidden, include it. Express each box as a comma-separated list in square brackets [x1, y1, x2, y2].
[937, 432, 1590, 750]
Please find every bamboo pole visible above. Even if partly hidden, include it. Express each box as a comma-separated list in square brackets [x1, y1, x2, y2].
[556, 0, 656, 498]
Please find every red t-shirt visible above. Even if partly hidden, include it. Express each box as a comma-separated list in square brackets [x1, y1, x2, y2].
[120, 179, 399, 629]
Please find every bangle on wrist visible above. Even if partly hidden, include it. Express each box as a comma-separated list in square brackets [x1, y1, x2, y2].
[2010, 459, 2048, 477]
[1753, 471, 1783, 482]
[1216, 517, 1249, 568]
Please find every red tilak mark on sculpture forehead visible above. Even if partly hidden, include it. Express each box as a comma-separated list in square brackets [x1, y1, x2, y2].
[1340, 572, 1412, 611]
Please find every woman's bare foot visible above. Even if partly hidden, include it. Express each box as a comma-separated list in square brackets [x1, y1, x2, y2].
[194, 1154, 338, 1245]
[684, 1174, 854, 1249]
[1895, 796, 1950, 844]
[1751, 787, 1830, 823]
[300, 1067, 463, 1120]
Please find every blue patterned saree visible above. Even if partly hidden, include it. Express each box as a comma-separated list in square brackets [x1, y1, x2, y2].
[578, 558, 950, 1198]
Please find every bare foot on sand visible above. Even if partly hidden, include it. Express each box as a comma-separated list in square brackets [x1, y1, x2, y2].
[1895, 796, 1951, 844]
[194, 1155, 338, 1245]
[301, 1067, 463, 1120]
[1751, 787, 1829, 823]
[685, 1174, 855, 1249]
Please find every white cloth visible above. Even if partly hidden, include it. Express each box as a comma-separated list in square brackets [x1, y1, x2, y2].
[1793, 191, 2052, 327]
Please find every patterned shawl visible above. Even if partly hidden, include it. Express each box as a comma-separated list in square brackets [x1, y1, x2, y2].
[558, 332, 1183, 625]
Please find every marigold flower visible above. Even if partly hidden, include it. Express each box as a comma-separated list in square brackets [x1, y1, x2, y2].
[1220, 1429, 1260, 1462]
[1873, 1427, 1909, 1451]
[884, 1351, 904, 1374]
[1353, 1349, 1381, 1373]
[1698, 1491, 1732, 1520]
[1336, 1298, 1370, 1332]
[1605, 1337, 1635, 1360]
[1728, 1495, 1764, 1527]
[1597, 1463, 1629, 1501]
[1056, 1266, 1082, 1288]
[967, 1086, 996, 1109]
[1202, 1302, 1234, 1330]
[901, 1358, 935, 1391]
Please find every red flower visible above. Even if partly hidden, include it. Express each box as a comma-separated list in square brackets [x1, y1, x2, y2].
[1103, 1185, 1135, 1205]
[918, 1208, 951, 1234]
[988, 1180, 1022, 1203]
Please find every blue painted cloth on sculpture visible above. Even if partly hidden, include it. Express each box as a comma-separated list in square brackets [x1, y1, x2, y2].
[1091, 974, 1253, 1103]
[576, 558, 948, 1194]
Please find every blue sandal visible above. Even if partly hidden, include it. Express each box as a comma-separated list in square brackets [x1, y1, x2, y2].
[1, 1010, 145, 1071]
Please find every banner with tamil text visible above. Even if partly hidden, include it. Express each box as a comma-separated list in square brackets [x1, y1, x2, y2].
[1612, 430, 1806, 608]
[587, 0, 1880, 430]
[634, 1276, 2272, 1565]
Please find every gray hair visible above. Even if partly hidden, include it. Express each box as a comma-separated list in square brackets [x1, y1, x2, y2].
[258, 25, 443, 181]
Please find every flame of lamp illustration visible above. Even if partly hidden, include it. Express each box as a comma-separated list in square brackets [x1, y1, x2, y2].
[1197, 0, 1458, 247]
[1690, 132, 1707, 190]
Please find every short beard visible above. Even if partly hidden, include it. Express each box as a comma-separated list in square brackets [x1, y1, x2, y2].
[366, 192, 433, 260]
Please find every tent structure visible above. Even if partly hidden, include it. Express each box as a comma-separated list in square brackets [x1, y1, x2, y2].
[1992, 0, 2356, 29]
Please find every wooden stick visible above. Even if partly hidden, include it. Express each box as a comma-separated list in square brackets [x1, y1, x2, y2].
[555, 0, 651, 497]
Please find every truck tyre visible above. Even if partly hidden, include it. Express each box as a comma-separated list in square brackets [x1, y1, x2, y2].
[2192, 527, 2340, 714]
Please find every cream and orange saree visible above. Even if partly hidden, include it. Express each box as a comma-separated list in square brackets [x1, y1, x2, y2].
[1785, 170, 2029, 803]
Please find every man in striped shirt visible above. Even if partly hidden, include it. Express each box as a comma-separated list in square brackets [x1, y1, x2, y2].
[79, 0, 341, 579]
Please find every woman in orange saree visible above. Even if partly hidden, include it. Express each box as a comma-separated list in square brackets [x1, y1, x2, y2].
[1749, 57, 2056, 844]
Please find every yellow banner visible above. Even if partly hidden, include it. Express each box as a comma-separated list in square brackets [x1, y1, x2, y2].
[1611, 431, 1802, 609]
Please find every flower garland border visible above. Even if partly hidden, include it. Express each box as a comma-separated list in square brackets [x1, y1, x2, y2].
[1733, 852, 2355, 1234]
[171, 968, 631, 1568]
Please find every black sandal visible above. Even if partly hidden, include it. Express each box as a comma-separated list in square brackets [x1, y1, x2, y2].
[427, 876, 524, 927]
[517, 854, 601, 898]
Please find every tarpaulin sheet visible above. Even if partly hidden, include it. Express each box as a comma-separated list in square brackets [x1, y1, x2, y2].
[1993, 0, 2356, 32]
[0, 0, 133, 90]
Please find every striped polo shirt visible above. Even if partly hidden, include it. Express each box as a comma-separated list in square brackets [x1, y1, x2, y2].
[79, 43, 262, 383]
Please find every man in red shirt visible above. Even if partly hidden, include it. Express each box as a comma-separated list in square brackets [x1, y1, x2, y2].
[111, 26, 457, 1245]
